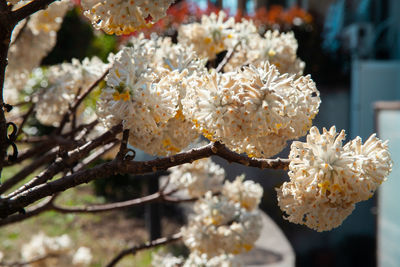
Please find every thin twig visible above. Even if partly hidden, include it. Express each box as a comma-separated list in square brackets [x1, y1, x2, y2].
[0, 195, 56, 226]
[56, 68, 109, 134]
[106, 232, 182, 267]
[15, 103, 34, 138]
[4, 139, 57, 166]
[71, 87, 82, 131]
[5, 123, 122, 199]
[72, 141, 118, 173]
[0, 188, 194, 226]
[215, 41, 241, 72]
[116, 129, 129, 160]
[53, 191, 162, 213]
[5, 121, 99, 170]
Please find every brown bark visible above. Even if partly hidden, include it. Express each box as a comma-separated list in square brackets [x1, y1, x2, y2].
[0, 141, 289, 219]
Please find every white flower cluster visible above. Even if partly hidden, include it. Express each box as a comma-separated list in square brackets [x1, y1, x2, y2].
[21, 233, 92, 266]
[182, 192, 263, 256]
[178, 11, 235, 60]
[176, 13, 303, 76]
[161, 160, 264, 265]
[185, 252, 242, 267]
[152, 251, 242, 267]
[21, 233, 72, 262]
[277, 126, 392, 231]
[81, 0, 175, 35]
[152, 252, 184, 267]
[169, 158, 225, 197]
[225, 30, 305, 76]
[123, 34, 208, 77]
[97, 35, 206, 155]
[31, 57, 108, 127]
[96, 18, 319, 158]
[222, 174, 263, 211]
[28, 0, 70, 35]
[183, 62, 320, 158]
[226, 17, 259, 49]
[72, 247, 93, 266]
[4, 0, 70, 105]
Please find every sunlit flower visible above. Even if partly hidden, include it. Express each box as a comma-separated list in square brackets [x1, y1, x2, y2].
[277, 126, 392, 231]
[182, 193, 262, 256]
[226, 30, 305, 76]
[81, 0, 175, 35]
[222, 175, 263, 211]
[152, 252, 184, 267]
[182, 62, 320, 158]
[126, 33, 207, 75]
[4, 0, 69, 103]
[32, 57, 109, 127]
[184, 252, 242, 267]
[178, 11, 234, 60]
[344, 133, 392, 201]
[21, 233, 72, 262]
[97, 45, 199, 155]
[169, 158, 225, 197]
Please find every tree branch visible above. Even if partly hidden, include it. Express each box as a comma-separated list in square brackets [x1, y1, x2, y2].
[116, 129, 132, 160]
[0, 147, 58, 194]
[56, 68, 109, 134]
[53, 192, 161, 214]
[0, 141, 289, 218]
[72, 141, 118, 173]
[0, 187, 194, 226]
[11, 0, 58, 23]
[106, 232, 182, 267]
[4, 138, 57, 166]
[15, 103, 34, 138]
[5, 123, 122, 199]
[215, 41, 241, 72]
[0, 195, 55, 226]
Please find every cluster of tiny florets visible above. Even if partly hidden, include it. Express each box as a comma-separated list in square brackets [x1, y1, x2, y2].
[162, 159, 264, 265]
[21, 233, 92, 266]
[178, 11, 235, 60]
[81, 0, 175, 35]
[225, 30, 305, 76]
[182, 192, 263, 257]
[168, 158, 225, 197]
[182, 62, 320, 158]
[277, 126, 392, 231]
[4, 0, 70, 105]
[29, 57, 109, 127]
[97, 34, 208, 155]
[222, 174, 264, 211]
[152, 251, 242, 267]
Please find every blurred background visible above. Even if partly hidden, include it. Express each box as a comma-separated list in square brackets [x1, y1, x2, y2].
[3, 0, 399, 266]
